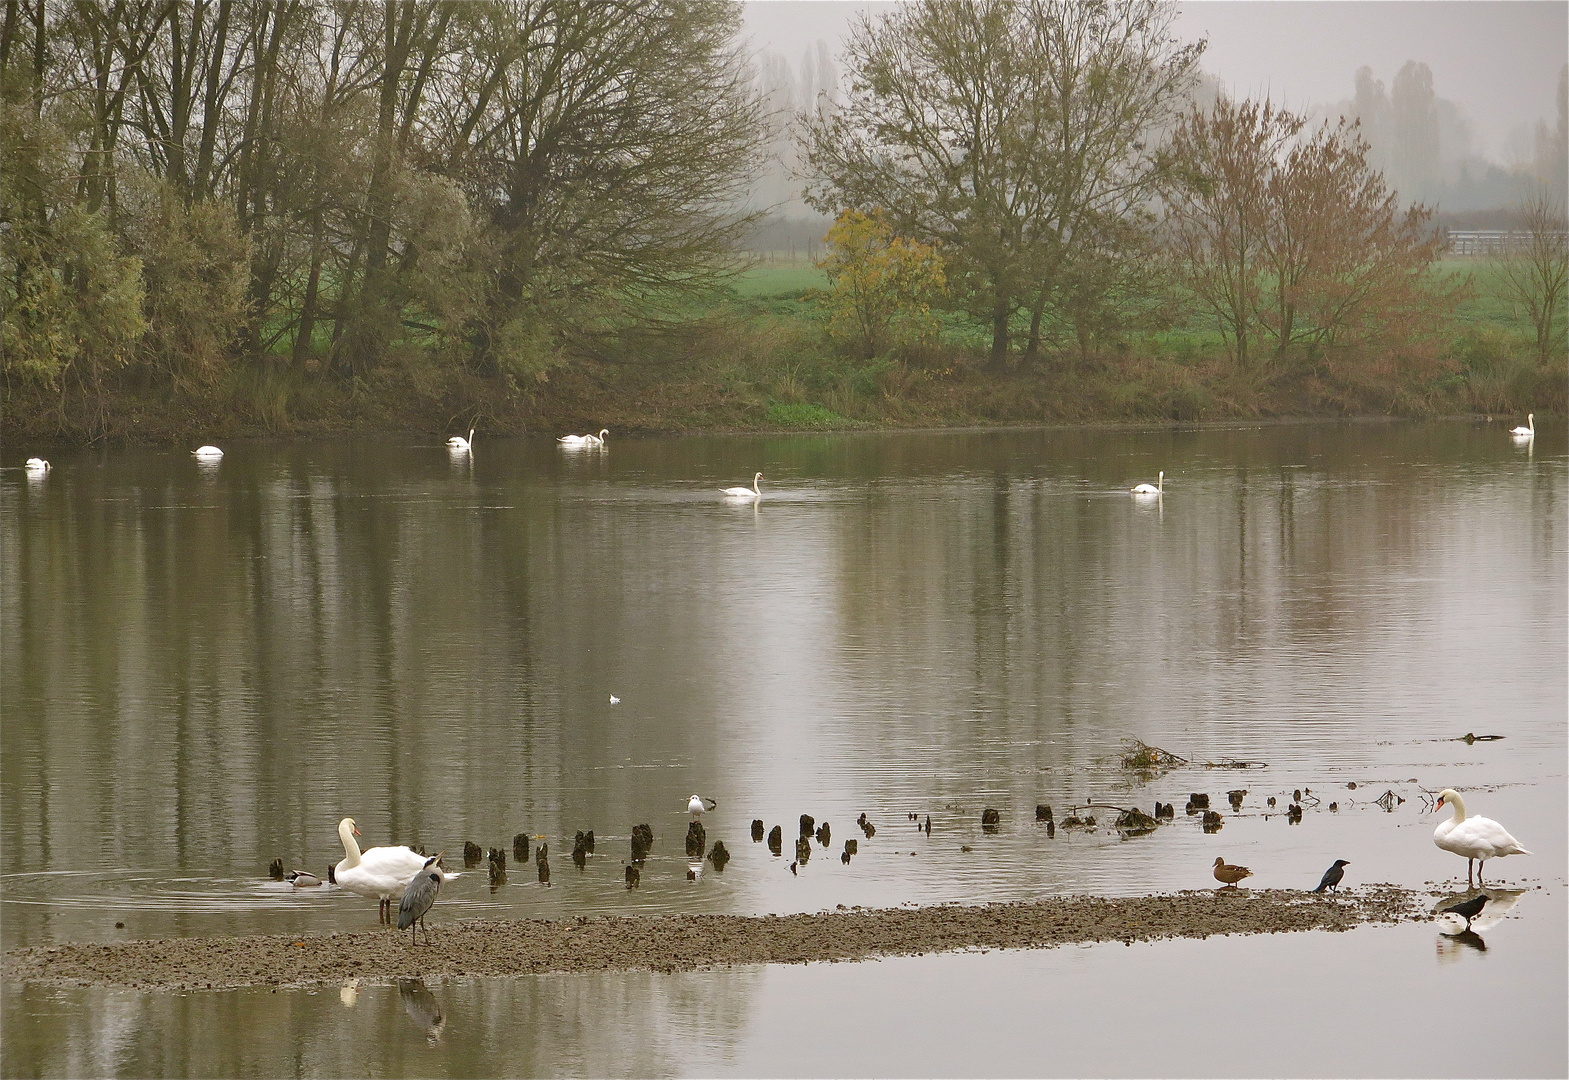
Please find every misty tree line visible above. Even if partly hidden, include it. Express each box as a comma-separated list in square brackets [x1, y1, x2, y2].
[1, 0, 1563, 429]
[1, 0, 761, 406]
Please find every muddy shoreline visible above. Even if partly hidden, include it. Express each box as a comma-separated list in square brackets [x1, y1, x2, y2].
[3, 888, 1432, 991]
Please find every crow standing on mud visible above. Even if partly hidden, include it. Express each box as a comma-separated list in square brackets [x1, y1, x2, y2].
[1312, 859, 1350, 893]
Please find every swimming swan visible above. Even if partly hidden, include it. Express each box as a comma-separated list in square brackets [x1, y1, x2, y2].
[24, 458, 49, 473]
[446, 429, 474, 451]
[1131, 471, 1163, 495]
[192, 445, 224, 460]
[334, 817, 456, 923]
[1509, 414, 1535, 437]
[721, 472, 763, 499]
[1433, 789, 1530, 887]
[557, 429, 608, 447]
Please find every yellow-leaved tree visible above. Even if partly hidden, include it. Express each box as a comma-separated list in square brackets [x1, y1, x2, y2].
[818, 209, 945, 359]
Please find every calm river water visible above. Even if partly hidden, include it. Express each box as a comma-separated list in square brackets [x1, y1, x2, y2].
[2, 422, 1565, 1077]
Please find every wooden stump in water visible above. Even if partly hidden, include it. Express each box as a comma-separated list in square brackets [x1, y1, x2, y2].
[463, 841, 483, 867]
[751, 819, 765, 842]
[1035, 804, 1053, 822]
[685, 821, 706, 857]
[844, 838, 858, 856]
[767, 825, 783, 855]
[982, 808, 1000, 832]
[513, 834, 530, 862]
[631, 824, 653, 861]
[795, 836, 812, 863]
[708, 840, 730, 870]
[799, 814, 815, 838]
[625, 863, 640, 889]
[815, 822, 831, 847]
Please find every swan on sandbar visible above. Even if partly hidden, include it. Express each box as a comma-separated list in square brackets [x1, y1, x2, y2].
[721, 472, 763, 499]
[1131, 471, 1163, 496]
[1433, 788, 1530, 887]
[1509, 414, 1534, 438]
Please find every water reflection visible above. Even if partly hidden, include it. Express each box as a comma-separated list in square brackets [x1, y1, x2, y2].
[398, 978, 446, 1044]
[1, 424, 1564, 1074]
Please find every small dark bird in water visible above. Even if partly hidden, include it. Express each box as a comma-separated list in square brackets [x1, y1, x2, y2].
[1266, 796, 1276, 808]
[1312, 859, 1350, 893]
[1439, 893, 1490, 925]
[398, 854, 445, 945]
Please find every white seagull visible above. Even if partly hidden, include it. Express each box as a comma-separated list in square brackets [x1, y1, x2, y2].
[1433, 788, 1531, 887]
[688, 794, 717, 819]
[1131, 471, 1163, 496]
[721, 472, 763, 499]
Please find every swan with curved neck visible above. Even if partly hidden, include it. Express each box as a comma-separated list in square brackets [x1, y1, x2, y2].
[1131, 471, 1163, 496]
[192, 445, 223, 460]
[335, 817, 451, 923]
[1509, 414, 1535, 437]
[721, 472, 763, 499]
[24, 458, 49, 473]
[1433, 789, 1530, 887]
[558, 428, 608, 447]
[447, 428, 474, 451]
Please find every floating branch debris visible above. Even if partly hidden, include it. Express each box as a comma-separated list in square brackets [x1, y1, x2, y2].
[1201, 757, 1268, 769]
[1120, 739, 1188, 774]
[1378, 789, 1407, 812]
[1456, 733, 1505, 743]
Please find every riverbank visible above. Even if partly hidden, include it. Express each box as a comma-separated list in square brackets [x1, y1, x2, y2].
[4, 887, 1435, 991]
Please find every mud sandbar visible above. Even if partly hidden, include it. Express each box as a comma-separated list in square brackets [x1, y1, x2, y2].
[4, 887, 1429, 991]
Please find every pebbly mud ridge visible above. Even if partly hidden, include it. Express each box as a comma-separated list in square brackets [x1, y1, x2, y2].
[4, 887, 1429, 991]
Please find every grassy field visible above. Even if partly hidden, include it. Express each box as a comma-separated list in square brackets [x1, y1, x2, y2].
[733, 256, 829, 297]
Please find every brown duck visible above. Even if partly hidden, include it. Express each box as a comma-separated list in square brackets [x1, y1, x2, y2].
[1213, 856, 1253, 888]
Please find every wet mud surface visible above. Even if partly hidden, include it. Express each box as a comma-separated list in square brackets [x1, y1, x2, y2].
[3, 887, 1431, 991]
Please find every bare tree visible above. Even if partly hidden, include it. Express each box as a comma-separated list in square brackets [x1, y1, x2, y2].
[802, 0, 1201, 371]
[1498, 193, 1568, 361]
[1163, 98, 1300, 369]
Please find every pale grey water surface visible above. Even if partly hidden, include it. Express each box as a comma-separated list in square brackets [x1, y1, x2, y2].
[2, 422, 1565, 1077]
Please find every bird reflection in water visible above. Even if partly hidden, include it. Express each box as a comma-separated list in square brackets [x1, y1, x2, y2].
[1432, 888, 1526, 963]
[399, 978, 447, 1044]
[1436, 928, 1487, 961]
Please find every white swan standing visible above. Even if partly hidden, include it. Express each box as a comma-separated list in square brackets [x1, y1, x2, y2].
[24, 458, 50, 473]
[334, 817, 456, 923]
[1509, 414, 1535, 438]
[721, 472, 763, 499]
[446, 428, 474, 451]
[558, 428, 608, 447]
[1433, 789, 1531, 886]
[1131, 471, 1163, 496]
[192, 445, 223, 460]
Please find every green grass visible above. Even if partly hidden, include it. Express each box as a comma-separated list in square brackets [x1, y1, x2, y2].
[733, 259, 829, 297]
[763, 400, 849, 428]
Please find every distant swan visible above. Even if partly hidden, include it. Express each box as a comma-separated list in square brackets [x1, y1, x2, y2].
[558, 429, 608, 447]
[721, 472, 763, 499]
[24, 458, 49, 473]
[192, 445, 223, 460]
[446, 428, 474, 451]
[1510, 414, 1534, 437]
[1131, 471, 1163, 495]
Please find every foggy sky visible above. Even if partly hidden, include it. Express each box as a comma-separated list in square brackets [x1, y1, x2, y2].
[739, 1, 1568, 160]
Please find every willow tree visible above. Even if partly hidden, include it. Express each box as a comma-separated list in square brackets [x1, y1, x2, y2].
[802, 0, 1201, 371]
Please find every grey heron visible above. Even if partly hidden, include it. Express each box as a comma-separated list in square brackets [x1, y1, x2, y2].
[398, 854, 445, 945]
